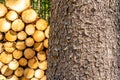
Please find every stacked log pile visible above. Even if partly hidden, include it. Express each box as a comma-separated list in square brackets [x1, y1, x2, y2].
[0, 0, 49, 80]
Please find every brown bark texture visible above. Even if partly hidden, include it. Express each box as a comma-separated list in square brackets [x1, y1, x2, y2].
[117, 0, 120, 78]
[47, 0, 119, 80]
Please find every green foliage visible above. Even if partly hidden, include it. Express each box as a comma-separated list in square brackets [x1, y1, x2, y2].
[0, 0, 50, 21]
[0, 0, 4, 4]
[31, 0, 50, 22]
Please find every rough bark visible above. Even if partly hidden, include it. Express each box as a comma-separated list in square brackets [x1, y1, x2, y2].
[117, 0, 120, 78]
[47, 0, 119, 80]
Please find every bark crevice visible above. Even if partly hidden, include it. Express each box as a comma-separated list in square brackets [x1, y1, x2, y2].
[47, 0, 119, 80]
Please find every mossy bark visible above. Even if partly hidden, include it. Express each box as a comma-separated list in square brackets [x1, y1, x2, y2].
[47, 0, 119, 80]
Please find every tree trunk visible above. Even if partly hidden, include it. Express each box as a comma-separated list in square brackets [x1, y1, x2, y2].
[117, 0, 120, 78]
[47, 0, 119, 80]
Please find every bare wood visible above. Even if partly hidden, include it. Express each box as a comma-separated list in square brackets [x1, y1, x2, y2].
[41, 75, 46, 80]
[24, 48, 35, 59]
[45, 26, 50, 39]
[31, 78, 39, 80]
[43, 39, 48, 48]
[0, 52, 12, 64]
[1, 65, 13, 76]
[25, 24, 35, 35]
[33, 30, 45, 42]
[13, 50, 23, 59]
[0, 18, 11, 32]
[0, 32, 4, 40]
[4, 42, 15, 53]
[22, 9, 38, 23]
[5, 0, 30, 13]
[5, 30, 17, 41]
[28, 57, 38, 69]
[36, 19, 48, 31]
[14, 67, 24, 77]
[0, 75, 6, 80]
[24, 68, 34, 79]
[0, 43, 4, 53]
[37, 51, 47, 61]
[17, 31, 27, 40]
[8, 59, 19, 70]
[11, 19, 25, 32]
[20, 77, 29, 80]
[25, 37, 34, 47]
[16, 41, 26, 50]
[19, 58, 27, 67]
[6, 10, 18, 21]
[34, 42, 44, 52]
[0, 3, 8, 17]
[39, 60, 47, 71]
[35, 69, 44, 79]
[7, 75, 19, 80]
[0, 61, 4, 69]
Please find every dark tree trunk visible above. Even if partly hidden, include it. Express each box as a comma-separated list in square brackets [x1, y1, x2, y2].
[47, 0, 119, 80]
[117, 0, 120, 78]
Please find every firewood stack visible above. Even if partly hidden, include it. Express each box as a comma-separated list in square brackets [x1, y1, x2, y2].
[0, 0, 49, 80]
